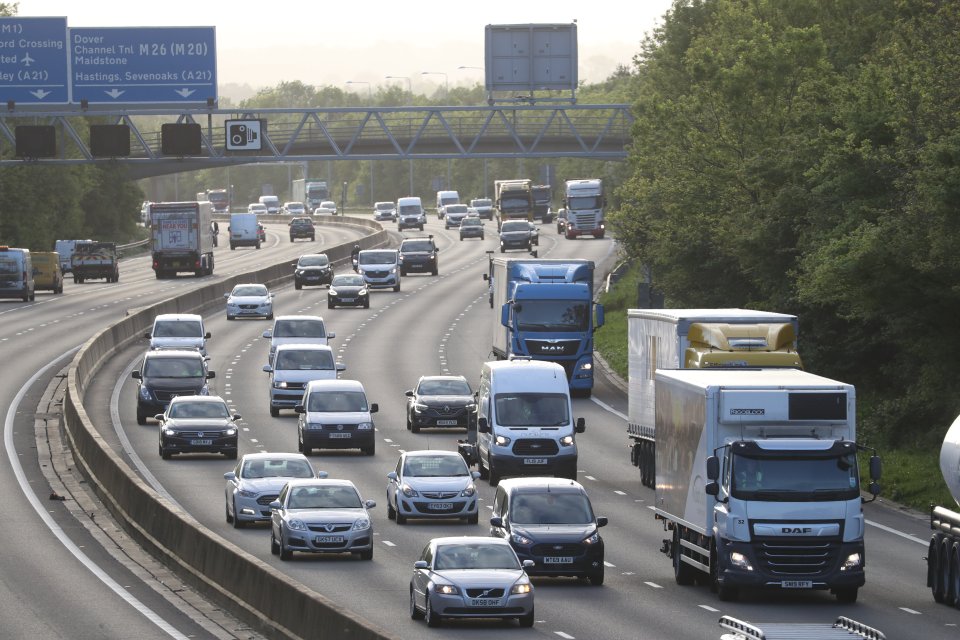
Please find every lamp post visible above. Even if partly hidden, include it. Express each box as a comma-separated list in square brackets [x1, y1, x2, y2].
[345, 80, 372, 101]
[420, 71, 448, 99]
[385, 75, 412, 96]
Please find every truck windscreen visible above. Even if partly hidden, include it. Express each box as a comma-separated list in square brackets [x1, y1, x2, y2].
[730, 452, 860, 501]
[515, 300, 589, 332]
[568, 196, 601, 210]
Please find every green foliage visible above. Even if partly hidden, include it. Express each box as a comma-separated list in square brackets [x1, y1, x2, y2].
[594, 264, 645, 379]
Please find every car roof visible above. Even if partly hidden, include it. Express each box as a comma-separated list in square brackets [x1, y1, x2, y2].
[274, 343, 334, 353]
[273, 314, 324, 323]
[168, 395, 226, 404]
[154, 313, 202, 323]
[284, 478, 356, 489]
[144, 349, 206, 359]
[496, 477, 587, 493]
[239, 452, 309, 462]
[305, 378, 365, 392]
[403, 449, 465, 459]
[430, 536, 512, 548]
[418, 374, 468, 383]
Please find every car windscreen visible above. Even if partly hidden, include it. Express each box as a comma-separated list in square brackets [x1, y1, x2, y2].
[472, 199, 492, 207]
[500, 221, 528, 232]
[232, 285, 267, 297]
[274, 319, 325, 338]
[434, 543, 519, 570]
[404, 455, 469, 477]
[298, 255, 329, 267]
[288, 485, 361, 509]
[332, 275, 364, 287]
[494, 393, 570, 427]
[375, 203, 394, 211]
[275, 349, 334, 370]
[242, 458, 313, 479]
[510, 492, 594, 524]
[144, 357, 205, 378]
[153, 320, 202, 338]
[461, 218, 481, 226]
[359, 252, 396, 265]
[418, 379, 471, 395]
[168, 401, 229, 419]
[402, 241, 433, 253]
[445, 204, 468, 214]
[306, 391, 368, 412]
[399, 205, 421, 215]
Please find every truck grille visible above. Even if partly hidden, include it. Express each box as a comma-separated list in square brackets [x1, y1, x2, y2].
[571, 212, 598, 227]
[756, 539, 841, 576]
[524, 339, 580, 356]
[512, 439, 559, 456]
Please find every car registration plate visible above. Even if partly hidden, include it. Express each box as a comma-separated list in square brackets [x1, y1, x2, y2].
[428, 503, 453, 510]
[781, 580, 813, 589]
[524, 458, 548, 465]
[470, 598, 500, 607]
[437, 419, 458, 426]
[314, 535, 345, 544]
[190, 439, 212, 445]
[543, 556, 574, 564]
[329, 432, 351, 439]
[339, 297, 355, 303]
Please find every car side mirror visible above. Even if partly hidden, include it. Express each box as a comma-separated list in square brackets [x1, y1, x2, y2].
[575, 417, 585, 433]
[143, 332, 151, 339]
[596, 516, 608, 527]
[387, 471, 398, 481]
[223, 293, 229, 299]
[154, 414, 164, 421]
[327, 332, 335, 339]
[405, 390, 414, 397]
[336, 363, 346, 372]
[233, 414, 242, 420]
[414, 560, 428, 570]
[482, 273, 489, 281]
[204, 332, 212, 339]
[206, 371, 216, 379]
[471, 471, 481, 480]
[269, 500, 282, 510]
[364, 499, 376, 509]
[369, 403, 378, 413]
[223, 471, 236, 480]
[490, 516, 504, 528]
[522, 560, 535, 570]
[262, 330, 272, 339]
[478, 417, 489, 433]
[262, 365, 272, 373]
[132, 371, 142, 379]
[295, 405, 305, 413]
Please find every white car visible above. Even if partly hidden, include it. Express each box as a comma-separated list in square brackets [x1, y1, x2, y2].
[387, 450, 481, 524]
[270, 478, 376, 560]
[314, 200, 337, 215]
[373, 201, 397, 221]
[224, 453, 317, 527]
[247, 203, 268, 215]
[224, 283, 274, 320]
[282, 202, 306, 216]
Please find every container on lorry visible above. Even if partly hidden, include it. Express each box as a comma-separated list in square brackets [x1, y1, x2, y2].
[531, 184, 553, 223]
[654, 368, 880, 603]
[229, 212, 261, 250]
[718, 615, 886, 640]
[149, 201, 215, 278]
[628, 308, 803, 488]
[484, 258, 603, 396]
[71, 240, 120, 283]
[926, 413, 960, 606]
[494, 179, 534, 230]
[562, 179, 605, 239]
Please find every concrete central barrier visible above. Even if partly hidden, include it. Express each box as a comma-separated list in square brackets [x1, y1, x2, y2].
[62, 217, 397, 640]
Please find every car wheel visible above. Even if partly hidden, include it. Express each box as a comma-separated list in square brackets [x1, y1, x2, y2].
[231, 499, 244, 528]
[405, 415, 412, 431]
[363, 444, 375, 456]
[136, 411, 147, 426]
[310, 235, 315, 241]
[269, 405, 280, 417]
[358, 548, 373, 561]
[270, 531, 280, 555]
[160, 447, 171, 460]
[363, 300, 370, 309]
[256, 242, 261, 249]
[295, 282, 302, 290]
[425, 597, 441, 627]
[279, 535, 292, 561]
[467, 512, 479, 525]
[488, 461, 501, 487]
[387, 499, 396, 520]
[289, 237, 294, 243]
[226, 315, 235, 321]
[460, 236, 464, 241]
[431, 268, 438, 276]
[588, 566, 604, 586]
[396, 511, 407, 525]
[477, 455, 490, 480]
[411, 422, 420, 434]
[393, 283, 400, 292]
[518, 607, 534, 628]
[481, 234, 485, 240]
[500, 246, 505, 253]
[226, 449, 237, 460]
[225, 499, 234, 524]
[328, 301, 335, 309]
[410, 587, 423, 620]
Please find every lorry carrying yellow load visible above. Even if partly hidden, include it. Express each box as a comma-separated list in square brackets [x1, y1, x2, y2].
[627, 308, 803, 488]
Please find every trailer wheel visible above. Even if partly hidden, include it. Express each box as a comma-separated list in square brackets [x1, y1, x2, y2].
[951, 543, 960, 607]
[672, 528, 697, 586]
[931, 534, 947, 602]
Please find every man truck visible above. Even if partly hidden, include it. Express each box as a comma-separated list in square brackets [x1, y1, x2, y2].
[562, 179, 605, 239]
[628, 309, 803, 487]
[484, 257, 603, 396]
[654, 368, 881, 603]
[292, 179, 330, 213]
[148, 201, 215, 278]
[494, 179, 534, 231]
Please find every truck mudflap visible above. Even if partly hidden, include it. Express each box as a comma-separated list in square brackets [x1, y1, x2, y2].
[719, 615, 887, 640]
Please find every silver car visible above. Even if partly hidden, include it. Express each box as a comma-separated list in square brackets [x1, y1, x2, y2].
[225, 283, 274, 320]
[410, 536, 535, 627]
[387, 450, 481, 525]
[224, 453, 317, 527]
[270, 478, 376, 560]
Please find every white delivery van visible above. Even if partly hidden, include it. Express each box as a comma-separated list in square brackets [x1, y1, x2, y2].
[258, 195, 281, 214]
[435, 190, 460, 219]
[229, 212, 261, 250]
[261, 315, 335, 366]
[356, 249, 401, 292]
[396, 196, 425, 231]
[145, 313, 212, 356]
[54, 239, 92, 274]
[0, 246, 35, 301]
[262, 343, 345, 416]
[475, 358, 585, 486]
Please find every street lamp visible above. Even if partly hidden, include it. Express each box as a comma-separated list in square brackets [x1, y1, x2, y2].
[345, 80, 371, 101]
[420, 71, 448, 99]
[385, 75, 412, 95]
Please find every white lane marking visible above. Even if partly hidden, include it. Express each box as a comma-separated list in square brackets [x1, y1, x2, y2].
[614, 490, 626, 495]
[900, 607, 921, 615]
[554, 633, 575, 639]
[699, 605, 720, 612]
[382, 541, 396, 547]
[866, 519, 927, 546]
[590, 396, 627, 421]
[584, 475, 596, 481]
[603, 561, 615, 567]
[7, 350, 189, 639]
[645, 581, 663, 589]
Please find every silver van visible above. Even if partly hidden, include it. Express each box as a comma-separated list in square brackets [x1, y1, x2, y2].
[0, 247, 35, 301]
[263, 344, 345, 416]
[145, 313, 211, 356]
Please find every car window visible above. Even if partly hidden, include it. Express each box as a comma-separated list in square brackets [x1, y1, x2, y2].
[298, 255, 329, 267]
[242, 458, 313, 479]
[169, 401, 229, 419]
[276, 349, 334, 370]
[233, 285, 268, 297]
[402, 241, 433, 252]
[403, 455, 469, 477]
[359, 251, 397, 265]
[288, 485, 362, 509]
[418, 379, 471, 395]
[462, 218, 480, 226]
[435, 544, 519, 570]
[154, 320, 202, 338]
[306, 391, 368, 412]
[501, 221, 528, 232]
[144, 357, 205, 378]
[332, 275, 363, 286]
[510, 492, 594, 524]
[274, 319, 325, 338]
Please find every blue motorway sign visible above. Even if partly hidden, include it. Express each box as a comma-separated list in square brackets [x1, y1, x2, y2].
[70, 27, 216, 106]
[0, 17, 69, 105]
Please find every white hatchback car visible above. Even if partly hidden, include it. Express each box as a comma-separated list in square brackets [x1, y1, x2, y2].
[224, 283, 273, 320]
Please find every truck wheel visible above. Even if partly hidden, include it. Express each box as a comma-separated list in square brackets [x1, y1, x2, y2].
[711, 547, 738, 601]
[834, 587, 858, 603]
[930, 534, 946, 602]
[950, 543, 960, 606]
[672, 529, 697, 585]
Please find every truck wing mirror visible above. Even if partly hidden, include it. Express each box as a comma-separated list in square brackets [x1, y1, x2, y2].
[478, 417, 489, 433]
[869, 454, 882, 481]
[705, 481, 720, 497]
[482, 273, 489, 281]
[575, 417, 585, 433]
[706, 455, 720, 481]
[595, 304, 605, 331]
[500, 304, 510, 328]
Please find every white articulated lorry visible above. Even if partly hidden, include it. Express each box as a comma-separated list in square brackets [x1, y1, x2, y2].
[629, 309, 803, 488]
[655, 368, 881, 603]
[927, 413, 960, 605]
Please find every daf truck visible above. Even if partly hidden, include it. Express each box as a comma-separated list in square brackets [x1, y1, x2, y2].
[926, 413, 960, 606]
[628, 309, 803, 487]
[562, 179, 605, 239]
[655, 368, 881, 603]
[148, 201, 215, 278]
[485, 258, 604, 396]
[494, 179, 534, 230]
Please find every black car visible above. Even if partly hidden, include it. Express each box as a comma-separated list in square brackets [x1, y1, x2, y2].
[289, 217, 315, 242]
[405, 375, 476, 432]
[399, 236, 439, 276]
[132, 349, 214, 425]
[155, 395, 240, 460]
[489, 477, 607, 585]
[293, 253, 333, 289]
[459, 217, 485, 241]
[499, 220, 537, 252]
[328, 273, 369, 308]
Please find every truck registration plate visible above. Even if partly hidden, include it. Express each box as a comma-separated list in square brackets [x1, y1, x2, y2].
[524, 458, 548, 465]
[543, 556, 574, 564]
[470, 598, 500, 607]
[437, 419, 458, 426]
[190, 439, 212, 446]
[328, 433, 351, 439]
[314, 535, 344, 544]
[781, 580, 813, 589]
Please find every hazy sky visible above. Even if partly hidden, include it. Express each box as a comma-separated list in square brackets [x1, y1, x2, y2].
[16, 1, 674, 94]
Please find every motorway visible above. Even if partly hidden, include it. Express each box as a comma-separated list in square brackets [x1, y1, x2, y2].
[7, 215, 958, 639]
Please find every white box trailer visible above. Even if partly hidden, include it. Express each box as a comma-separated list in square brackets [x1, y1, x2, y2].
[149, 201, 214, 278]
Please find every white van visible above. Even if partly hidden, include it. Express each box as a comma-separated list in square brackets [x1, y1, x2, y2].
[435, 190, 460, 219]
[54, 239, 92, 274]
[475, 359, 585, 486]
[262, 343, 345, 416]
[229, 212, 261, 250]
[0, 246, 35, 301]
[261, 315, 335, 366]
[356, 248, 401, 292]
[258, 195, 281, 214]
[145, 313, 211, 356]
[396, 196, 425, 231]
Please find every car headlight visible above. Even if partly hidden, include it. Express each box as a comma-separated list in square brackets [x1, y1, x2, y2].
[295, 269, 304, 276]
[729, 551, 754, 571]
[237, 489, 258, 498]
[163, 428, 176, 436]
[435, 584, 459, 595]
[328, 288, 337, 296]
[287, 518, 307, 531]
[225, 428, 237, 436]
[495, 434, 511, 447]
[560, 435, 574, 446]
[139, 386, 152, 400]
[511, 532, 532, 546]
[389, 267, 397, 274]
[199, 385, 210, 396]
[401, 483, 419, 498]
[274, 380, 288, 389]
[359, 289, 368, 296]
[352, 517, 371, 531]
[582, 530, 600, 545]
[465, 402, 477, 411]
[306, 422, 323, 430]
[414, 402, 428, 413]
[510, 582, 532, 595]
[357, 421, 373, 431]
[841, 552, 862, 571]
[460, 484, 476, 497]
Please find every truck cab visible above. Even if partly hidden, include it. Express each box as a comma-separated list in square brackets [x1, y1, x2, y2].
[563, 179, 605, 239]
